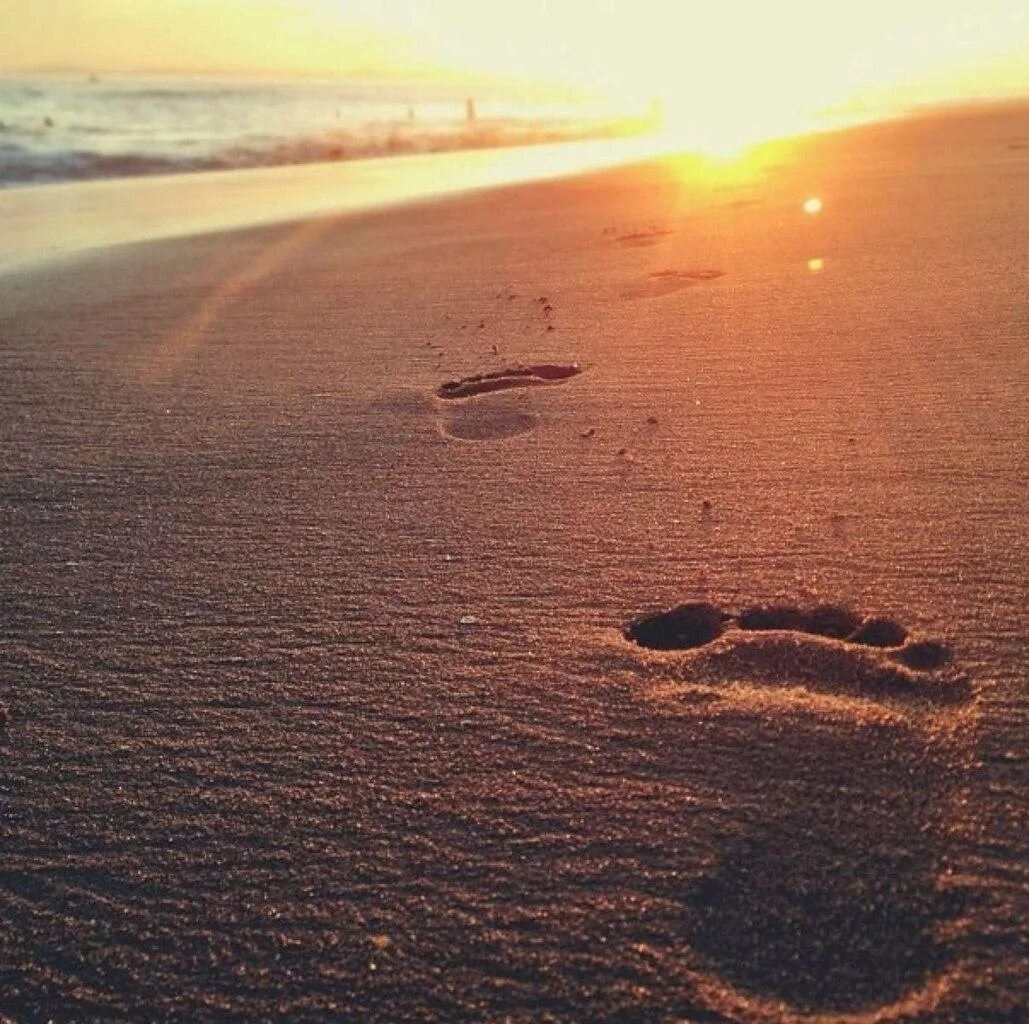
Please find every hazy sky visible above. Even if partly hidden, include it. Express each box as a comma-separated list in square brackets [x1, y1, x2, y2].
[2, 1, 1027, 114]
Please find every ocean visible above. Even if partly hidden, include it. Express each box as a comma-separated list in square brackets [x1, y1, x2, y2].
[0, 75, 641, 188]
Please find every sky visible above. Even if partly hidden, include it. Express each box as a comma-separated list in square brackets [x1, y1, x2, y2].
[1, 1, 1027, 123]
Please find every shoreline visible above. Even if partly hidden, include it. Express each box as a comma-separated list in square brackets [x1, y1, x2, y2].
[0, 133, 666, 276]
[4, 96, 1027, 279]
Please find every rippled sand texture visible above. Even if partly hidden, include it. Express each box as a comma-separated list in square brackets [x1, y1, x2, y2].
[1, 103, 1026, 1022]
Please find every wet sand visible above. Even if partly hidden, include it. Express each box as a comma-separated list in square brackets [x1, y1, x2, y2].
[1, 104, 1026, 1022]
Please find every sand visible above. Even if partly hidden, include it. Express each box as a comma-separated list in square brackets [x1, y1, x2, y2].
[0, 103, 1026, 1023]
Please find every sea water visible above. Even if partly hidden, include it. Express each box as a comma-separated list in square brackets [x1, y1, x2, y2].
[0, 75, 641, 188]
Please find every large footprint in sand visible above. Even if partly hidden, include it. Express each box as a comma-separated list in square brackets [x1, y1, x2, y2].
[617, 600, 976, 1023]
[434, 363, 582, 441]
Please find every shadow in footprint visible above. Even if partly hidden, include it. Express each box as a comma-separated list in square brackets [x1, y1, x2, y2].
[625, 601, 962, 703]
[437, 364, 582, 400]
[736, 602, 861, 638]
[625, 602, 728, 650]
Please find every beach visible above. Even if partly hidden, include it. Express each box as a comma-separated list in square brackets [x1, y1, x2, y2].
[0, 103, 1026, 1022]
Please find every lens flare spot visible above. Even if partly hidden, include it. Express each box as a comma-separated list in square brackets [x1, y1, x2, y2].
[804, 196, 823, 214]
[808, 257, 825, 272]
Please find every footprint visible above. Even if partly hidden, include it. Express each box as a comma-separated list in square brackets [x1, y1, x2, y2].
[650, 268, 724, 282]
[624, 601, 963, 703]
[617, 600, 975, 1019]
[435, 364, 583, 441]
[613, 228, 675, 248]
[436, 364, 582, 400]
[622, 268, 725, 301]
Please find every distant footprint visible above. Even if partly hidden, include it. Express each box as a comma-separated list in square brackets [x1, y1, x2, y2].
[622, 268, 725, 301]
[612, 228, 675, 248]
[435, 364, 583, 441]
[617, 600, 975, 1020]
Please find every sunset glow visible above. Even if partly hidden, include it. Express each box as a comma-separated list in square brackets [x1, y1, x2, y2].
[1, 1, 1027, 157]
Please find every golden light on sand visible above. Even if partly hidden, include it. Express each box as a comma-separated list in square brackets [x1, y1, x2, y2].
[661, 136, 797, 194]
[808, 257, 826, 272]
[804, 197, 824, 215]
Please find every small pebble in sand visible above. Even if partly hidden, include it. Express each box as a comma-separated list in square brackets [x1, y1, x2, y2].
[647, 415, 659, 424]
[459, 615, 479, 626]
[581, 427, 596, 438]
[702, 499, 713, 510]
[478, 322, 485, 329]
[491, 344, 499, 355]
[0, 703, 9, 727]
[369, 935, 392, 951]
[546, 325, 555, 331]
[508, 293, 518, 300]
